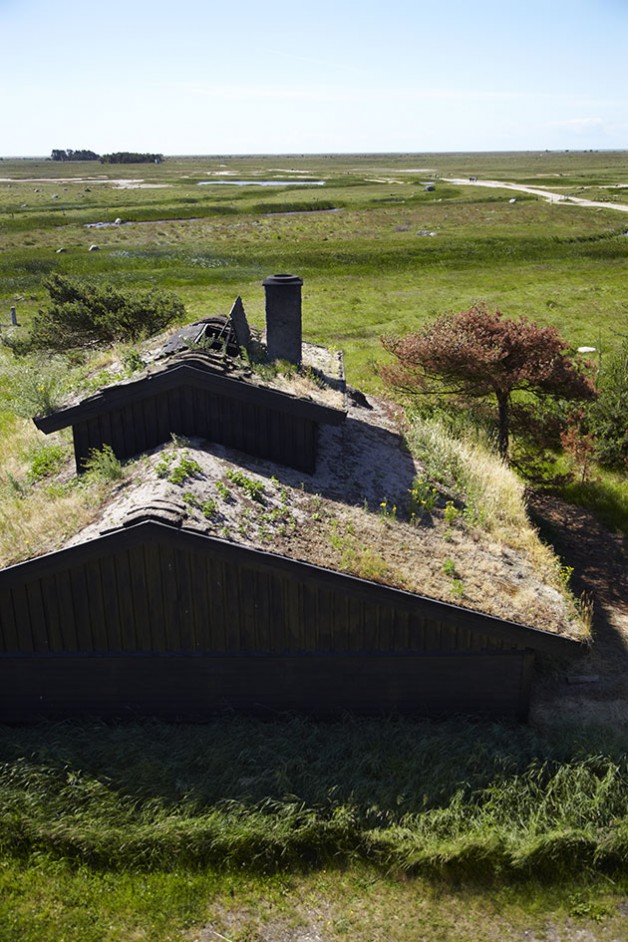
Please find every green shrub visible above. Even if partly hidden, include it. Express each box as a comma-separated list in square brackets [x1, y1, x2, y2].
[83, 444, 124, 481]
[13, 274, 185, 353]
[442, 558, 457, 578]
[215, 480, 232, 501]
[443, 500, 461, 526]
[202, 498, 218, 519]
[408, 475, 439, 520]
[226, 469, 265, 503]
[590, 339, 628, 471]
[27, 443, 67, 481]
[168, 456, 202, 485]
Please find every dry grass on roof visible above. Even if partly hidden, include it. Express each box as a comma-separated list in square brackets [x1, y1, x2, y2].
[58, 330, 346, 413]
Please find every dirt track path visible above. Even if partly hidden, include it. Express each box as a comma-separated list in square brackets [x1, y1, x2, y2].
[443, 177, 628, 213]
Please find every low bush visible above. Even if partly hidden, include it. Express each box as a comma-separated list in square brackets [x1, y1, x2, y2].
[83, 444, 124, 481]
[6, 274, 184, 353]
[589, 339, 628, 471]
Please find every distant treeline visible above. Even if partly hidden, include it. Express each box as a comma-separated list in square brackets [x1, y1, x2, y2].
[101, 152, 163, 164]
[51, 149, 100, 162]
[50, 149, 163, 164]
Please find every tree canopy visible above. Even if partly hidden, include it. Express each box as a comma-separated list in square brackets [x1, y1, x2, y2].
[50, 149, 163, 163]
[51, 149, 100, 161]
[100, 152, 163, 164]
[381, 305, 596, 459]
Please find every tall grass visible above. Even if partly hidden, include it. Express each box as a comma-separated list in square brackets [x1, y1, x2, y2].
[0, 717, 627, 880]
[407, 414, 539, 545]
[0, 407, 125, 568]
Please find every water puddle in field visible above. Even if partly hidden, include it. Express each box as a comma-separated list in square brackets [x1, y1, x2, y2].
[197, 179, 325, 187]
[84, 218, 203, 228]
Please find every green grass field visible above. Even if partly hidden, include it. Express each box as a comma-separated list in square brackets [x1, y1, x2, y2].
[2, 151, 627, 388]
[1, 151, 627, 939]
[1, 717, 628, 941]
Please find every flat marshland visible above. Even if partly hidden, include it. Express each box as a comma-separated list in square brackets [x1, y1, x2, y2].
[0, 151, 627, 940]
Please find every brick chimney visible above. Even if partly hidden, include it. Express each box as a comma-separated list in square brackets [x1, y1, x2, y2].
[263, 273, 303, 365]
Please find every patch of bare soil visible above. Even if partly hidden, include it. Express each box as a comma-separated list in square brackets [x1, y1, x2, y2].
[527, 492, 628, 725]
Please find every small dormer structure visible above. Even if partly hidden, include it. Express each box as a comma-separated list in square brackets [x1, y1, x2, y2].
[34, 277, 346, 475]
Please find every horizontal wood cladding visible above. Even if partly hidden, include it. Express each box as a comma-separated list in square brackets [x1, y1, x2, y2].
[0, 522, 580, 659]
[36, 364, 345, 474]
[0, 651, 532, 721]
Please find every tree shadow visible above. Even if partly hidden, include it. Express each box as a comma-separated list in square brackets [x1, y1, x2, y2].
[527, 490, 628, 704]
[196, 402, 422, 518]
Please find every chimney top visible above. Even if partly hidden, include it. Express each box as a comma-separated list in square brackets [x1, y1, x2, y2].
[263, 273, 303, 287]
[263, 273, 303, 365]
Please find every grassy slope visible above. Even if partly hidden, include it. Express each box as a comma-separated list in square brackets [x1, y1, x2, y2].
[2, 718, 628, 941]
[1, 152, 627, 938]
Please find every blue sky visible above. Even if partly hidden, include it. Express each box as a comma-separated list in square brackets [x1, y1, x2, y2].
[1, 0, 627, 155]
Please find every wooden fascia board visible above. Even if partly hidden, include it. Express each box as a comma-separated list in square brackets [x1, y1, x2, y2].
[0, 520, 583, 656]
[34, 364, 346, 433]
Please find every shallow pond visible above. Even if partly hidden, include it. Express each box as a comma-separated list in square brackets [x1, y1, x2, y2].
[197, 179, 325, 187]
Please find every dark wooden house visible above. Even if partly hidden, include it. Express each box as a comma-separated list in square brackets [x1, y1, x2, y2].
[34, 352, 346, 475]
[0, 518, 580, 722]
[1, 279, 584, 721]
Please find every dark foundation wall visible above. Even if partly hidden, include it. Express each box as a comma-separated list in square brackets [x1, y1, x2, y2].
[0, 651, 534, 722]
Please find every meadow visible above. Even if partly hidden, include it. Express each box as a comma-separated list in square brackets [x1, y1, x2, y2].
[2, 150, 627, 388]
[0, 151, 627, 940]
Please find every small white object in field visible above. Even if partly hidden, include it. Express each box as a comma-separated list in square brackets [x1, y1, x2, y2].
[577, 346, 596, 353]
[89, 244, 100, 251]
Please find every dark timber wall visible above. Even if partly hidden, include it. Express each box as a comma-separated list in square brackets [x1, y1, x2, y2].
[0, 522, 579, 722]
[35, 362, 346, 474]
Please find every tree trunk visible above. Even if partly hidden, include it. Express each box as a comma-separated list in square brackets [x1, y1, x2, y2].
[496, 391, 510, 460]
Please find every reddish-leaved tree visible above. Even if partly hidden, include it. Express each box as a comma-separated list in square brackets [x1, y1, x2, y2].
[381, 305, 596, 459]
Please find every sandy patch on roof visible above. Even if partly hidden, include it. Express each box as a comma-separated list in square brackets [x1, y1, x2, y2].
[66, 392, 583, 639]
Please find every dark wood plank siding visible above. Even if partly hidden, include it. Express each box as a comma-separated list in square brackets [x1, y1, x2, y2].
[0, 523, 581, 720]
[51, 363, 343, 475]
[71, 393, 322, 473]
